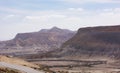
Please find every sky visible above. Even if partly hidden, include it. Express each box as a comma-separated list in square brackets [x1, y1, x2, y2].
[0, 0, 120, 40]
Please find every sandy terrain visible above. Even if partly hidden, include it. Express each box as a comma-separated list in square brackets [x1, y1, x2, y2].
[0, 55, 39, 68]
[0, 62, 44, 73]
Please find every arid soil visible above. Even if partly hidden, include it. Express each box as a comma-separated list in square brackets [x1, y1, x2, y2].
[0, 67, 23, 73]
[31, 59, 120, 73]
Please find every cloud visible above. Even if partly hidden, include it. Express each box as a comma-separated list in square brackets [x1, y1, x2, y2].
[0, 7, 120, 40]
[68, 8, 84, 12]
[0, 0, 120, 40]
[103, 8, 120, 12]
[0, 7, 27, 14]
[25, 14, 66, 20]
[61, 0, 120, 3]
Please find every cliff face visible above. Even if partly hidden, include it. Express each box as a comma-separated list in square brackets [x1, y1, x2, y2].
[61, 25, 120, 59]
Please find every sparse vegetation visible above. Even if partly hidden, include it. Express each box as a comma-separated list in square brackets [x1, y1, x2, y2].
[0, 67, 22, 73]
[37, 65, 55, 73]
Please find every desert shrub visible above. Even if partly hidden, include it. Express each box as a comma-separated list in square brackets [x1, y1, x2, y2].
[0, 68, 21, 73]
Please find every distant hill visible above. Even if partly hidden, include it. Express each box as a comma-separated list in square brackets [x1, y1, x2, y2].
[0, 27, 76, 56]
[59, 25, 120, 59]
[5, 27, 75, 47]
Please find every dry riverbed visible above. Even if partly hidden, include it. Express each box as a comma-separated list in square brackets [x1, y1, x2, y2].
[30, 59, 120, 73]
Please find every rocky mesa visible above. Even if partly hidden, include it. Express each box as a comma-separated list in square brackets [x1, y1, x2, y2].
[59, 25, 120, 59]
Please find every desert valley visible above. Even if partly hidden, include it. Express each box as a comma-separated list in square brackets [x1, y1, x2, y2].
[1, 0, 120, 72]
[1, 26, 120, 73]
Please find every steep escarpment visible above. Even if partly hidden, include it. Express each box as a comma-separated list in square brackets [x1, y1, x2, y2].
[61, 25, 120, 59]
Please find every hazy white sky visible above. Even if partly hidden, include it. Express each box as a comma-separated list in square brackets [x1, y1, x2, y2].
[0, 0, 120, 40]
